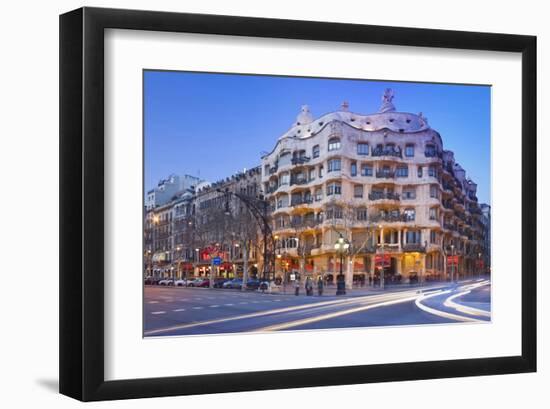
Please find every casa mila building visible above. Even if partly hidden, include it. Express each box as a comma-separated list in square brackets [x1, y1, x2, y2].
[261, 89, 489, 288]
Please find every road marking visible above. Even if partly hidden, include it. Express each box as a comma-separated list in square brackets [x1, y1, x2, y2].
[148, 301, 159, 304]
[151, 311, 166, 315]
[415, 291, 483, 323]
[144, 290, 427, 336]
[210, 305, 220, 308]
[239, 302, 248, 305]
[173, 308, 186, 312]
[224, 303, 234, 306]
[255, 294, 421, 331]
[192, 307, 203, 310]
[443, 283, 491, 318]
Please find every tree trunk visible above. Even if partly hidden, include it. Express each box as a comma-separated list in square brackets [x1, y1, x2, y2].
[242, 242, 249, 291]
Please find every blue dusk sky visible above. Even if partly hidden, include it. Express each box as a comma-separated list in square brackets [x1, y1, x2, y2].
[144, 71, 491, 204]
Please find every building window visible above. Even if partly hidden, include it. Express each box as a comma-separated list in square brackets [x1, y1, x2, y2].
[361, 164, 373, 176]
[315, 188, 323, 201]
[402, 187, 416, 200]
[396, 165, 409, 178]
[428, 165, 437, 177]
[417, 166, 423, 178]
[280, 173, 290, 185]
[326, 182, 342, 196]
[357, 208, 368, 221]
[406, 230, 421, 244]
[405, 144, 415, 157]
[357, 143, 369, 155]
[429, 207, 438, 220]
[308, 168, 315, 181]
[328, 137, 341, 151]
[327, 158, 341, 172]
[430, 230, 437, 244]
[350, 162, 357, 176]
[430, 185, 439, 198]
[354, 185, 364, 198]
[312, 145, 320, 158]
[425, 144, 436, 157]
[319, 165, 324, 178]
[403, 208, 416, 222]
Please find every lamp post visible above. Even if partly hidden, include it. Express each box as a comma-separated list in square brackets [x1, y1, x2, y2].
[334, 234, 350, 296]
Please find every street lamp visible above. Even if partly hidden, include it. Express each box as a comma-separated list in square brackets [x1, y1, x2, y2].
[334, 234, 350, 296]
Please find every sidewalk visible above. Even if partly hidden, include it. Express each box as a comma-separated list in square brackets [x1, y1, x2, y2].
[268, 281, 451, 298]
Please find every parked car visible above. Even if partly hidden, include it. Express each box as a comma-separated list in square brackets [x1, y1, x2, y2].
[259, 281, 270, 292]
[213, 278, 229, 288]
[246, 279, 261, 290]
[158, 278, 174, 286]
[187, 278, 203, 287]
[198, 279, 210, 288]
[223, 278, 243, 289]
[174, 279, 190, 286]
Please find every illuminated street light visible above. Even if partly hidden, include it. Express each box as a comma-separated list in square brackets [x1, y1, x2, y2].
[334, 234, 350, 295]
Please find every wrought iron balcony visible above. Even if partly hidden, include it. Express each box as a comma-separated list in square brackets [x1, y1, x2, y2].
[268, 166, 278, 174]
[402, 243, 427, 253]
[370, 213, 404, 223]
[290, 197, 313, 206]
[375, 171, 395, 179]
[368, 192, 400, 201]
[372, 147, 402, 158]
[424, 150, 442, 158]
[291, 156, 311, 165]
[290, 177, 309, 186]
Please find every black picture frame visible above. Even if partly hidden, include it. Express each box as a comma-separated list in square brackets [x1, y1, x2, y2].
[60, 7, 537, 401]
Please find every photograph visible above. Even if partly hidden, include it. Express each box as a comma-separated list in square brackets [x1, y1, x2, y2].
[142, 71, 492, 337]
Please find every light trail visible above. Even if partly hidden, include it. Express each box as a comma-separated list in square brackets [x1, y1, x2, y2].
[144, 289, 433, 336]
[255, 293, 422, 331]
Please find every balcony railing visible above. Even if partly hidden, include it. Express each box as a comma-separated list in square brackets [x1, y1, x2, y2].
[268, 166, 278, 174]
[290, 197, 313, 206]
[372, 147, 402, 158]
[290, 177, 309, 186]
[376, 171, 395, 179]
[370, 213, 405, 223]
[402, 243, 427, 253]
[424, 150, 442, 158]
[266, 186, 278, 194]
[291, 156, 311, 165]
[368, 192, 400, 201]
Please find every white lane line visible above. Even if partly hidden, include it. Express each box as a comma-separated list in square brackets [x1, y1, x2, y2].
[224, 303, 234, 306]
[256, 295, 421, 332]
[443, 285, 491, 318]
[415, 291, 483, 323]
[192, 307, 203, 310]
[148, 301, 159, 304]
[173, 308, 186, 312]
[144, 290, 424, 336]
[151, 311, 166, 315]
[210, 305, 220, 308]
[239, 302, 248, 305]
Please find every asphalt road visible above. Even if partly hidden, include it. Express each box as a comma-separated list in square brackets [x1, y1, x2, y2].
[144, 279, 491, 337]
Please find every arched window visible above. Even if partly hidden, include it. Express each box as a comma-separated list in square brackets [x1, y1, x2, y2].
[328, 137, 341, 151]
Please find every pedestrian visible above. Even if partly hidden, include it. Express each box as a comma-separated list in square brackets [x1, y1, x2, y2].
[317, 276, 324, 296]
[294, 274, 300, 296]
[305, 277, 313, 296]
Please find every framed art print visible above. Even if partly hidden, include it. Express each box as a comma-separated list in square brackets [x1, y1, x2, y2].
[59, 7, 537, 401]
